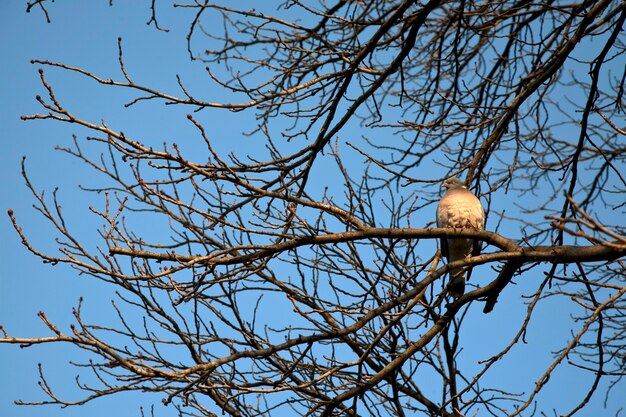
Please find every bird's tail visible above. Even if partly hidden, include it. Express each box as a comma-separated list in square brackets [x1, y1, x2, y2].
[448, 269, 466, 298]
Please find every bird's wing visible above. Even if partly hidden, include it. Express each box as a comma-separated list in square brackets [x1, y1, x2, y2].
[471, 198, 485, 257]
[440, 237, 449, 259]
[464, 189, 485, 281]
[436, 201, 449, 258]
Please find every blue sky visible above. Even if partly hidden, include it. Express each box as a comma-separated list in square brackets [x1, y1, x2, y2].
[0, 3, 200, 416]
[1, 2, 624, 416]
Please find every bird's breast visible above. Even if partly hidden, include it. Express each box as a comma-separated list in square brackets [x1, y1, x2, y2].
[437, 202, 484, 229]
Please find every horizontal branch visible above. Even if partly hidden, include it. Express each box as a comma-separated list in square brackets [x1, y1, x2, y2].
[109, 227, 625, 267]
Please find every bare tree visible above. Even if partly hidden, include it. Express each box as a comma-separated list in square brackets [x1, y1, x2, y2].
[4, 1, 626, 416]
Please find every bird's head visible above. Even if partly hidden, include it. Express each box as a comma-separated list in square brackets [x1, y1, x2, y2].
[442, 177, 466, 189]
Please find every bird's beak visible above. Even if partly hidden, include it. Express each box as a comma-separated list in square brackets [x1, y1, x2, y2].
[442, 182, 448, 188]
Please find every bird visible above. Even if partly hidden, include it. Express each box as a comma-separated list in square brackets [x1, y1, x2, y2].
[436, 177, 485, 297]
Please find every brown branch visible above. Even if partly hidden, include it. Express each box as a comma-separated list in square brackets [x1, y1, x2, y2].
[110, 227, 624, 267]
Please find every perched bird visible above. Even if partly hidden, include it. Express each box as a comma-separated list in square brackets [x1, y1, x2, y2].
[436, 177, 485, 297]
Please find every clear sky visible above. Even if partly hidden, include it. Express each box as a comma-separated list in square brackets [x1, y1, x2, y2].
[0, 3, 204, 416]
[0, 2, 623, 417]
